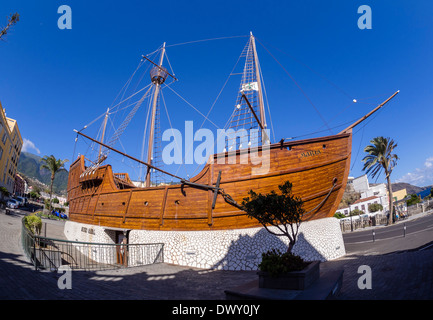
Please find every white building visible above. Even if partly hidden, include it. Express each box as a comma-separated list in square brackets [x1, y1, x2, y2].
[352, 174, 388, 199]
[337, 175, 389, 217]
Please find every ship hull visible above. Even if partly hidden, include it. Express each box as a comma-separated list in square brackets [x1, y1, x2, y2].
[67, 132, 352, 231]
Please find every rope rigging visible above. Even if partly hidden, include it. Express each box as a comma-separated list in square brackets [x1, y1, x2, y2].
[72, 33, 396, 187]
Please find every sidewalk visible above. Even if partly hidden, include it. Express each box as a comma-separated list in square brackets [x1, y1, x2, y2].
[1, 208, 432, 300]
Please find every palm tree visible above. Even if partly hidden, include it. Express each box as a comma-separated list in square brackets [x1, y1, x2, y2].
[41, 155, 68, 212]
[0, 13, 19, 41]
[362, 137, 398, 225]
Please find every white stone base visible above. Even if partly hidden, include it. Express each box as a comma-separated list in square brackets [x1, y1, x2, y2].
[64, 217, 345, 271]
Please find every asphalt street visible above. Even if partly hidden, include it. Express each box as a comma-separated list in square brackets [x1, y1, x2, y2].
[343, 212, 433, 244]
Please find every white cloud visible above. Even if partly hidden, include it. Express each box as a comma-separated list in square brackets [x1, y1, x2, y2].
[397, 156, 433, 186]
[22, 138, 41, 154]
[425, 157, 433, 168]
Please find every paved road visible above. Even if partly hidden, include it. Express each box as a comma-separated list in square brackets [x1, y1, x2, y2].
[343, 212, 433, 244]
[1, 207, 432, 301]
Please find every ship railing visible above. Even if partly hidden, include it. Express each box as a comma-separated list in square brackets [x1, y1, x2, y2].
[21, 218, 164, 271]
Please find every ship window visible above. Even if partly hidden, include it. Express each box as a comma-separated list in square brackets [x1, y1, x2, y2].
[323, 144, 327, 149]
[144, 201, 148, 206]
[175, 200, 180, 205]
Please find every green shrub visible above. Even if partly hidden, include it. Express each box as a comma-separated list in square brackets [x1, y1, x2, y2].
[334, 212, 346, 219]
[24, 215, 42, 235]
[259, 249, 309, 277]
[368, 203, 383, 212]
[350, 208, 364, 216]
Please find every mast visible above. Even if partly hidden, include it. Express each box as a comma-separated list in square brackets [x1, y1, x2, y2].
[146, 43, 166, 187]
[250, 32, 268, 144]
[228, 32, 270, 150]
[98, 108, 110, 161]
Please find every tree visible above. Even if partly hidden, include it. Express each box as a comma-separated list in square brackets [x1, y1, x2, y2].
[41, 155, 68, 212]
[406, 194, 421, 206]
[368, 203, 383, 213]
[0, 186, 9, 200]
[29, 191, 40, 199]
[362, 137, 398, 225]
[350, 208, 364, 216]
[0, 13, 19, 41]
[241, 181, 305, 254]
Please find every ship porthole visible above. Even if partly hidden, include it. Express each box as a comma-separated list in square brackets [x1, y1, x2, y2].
[323, 144, 327, 149]
[175, 200, 180, 205]
[122, 202, 126, 205]
[144, 201, 148, 206]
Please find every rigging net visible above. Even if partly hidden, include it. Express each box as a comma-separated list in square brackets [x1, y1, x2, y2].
[226, 36, 267, 151]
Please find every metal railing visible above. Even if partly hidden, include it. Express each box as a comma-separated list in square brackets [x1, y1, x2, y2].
[21, 218, 164, 271]
[340, 214, 388, 232]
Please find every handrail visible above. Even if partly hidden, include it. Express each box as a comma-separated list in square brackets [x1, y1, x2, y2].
[21, 217, 164, 271]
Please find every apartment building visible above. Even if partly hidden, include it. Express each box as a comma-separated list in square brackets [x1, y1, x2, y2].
[0, 101, 23, 194]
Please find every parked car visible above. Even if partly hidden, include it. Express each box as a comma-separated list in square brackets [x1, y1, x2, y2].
[13, 197, 24, 207]
[16, 196, 28, 206]
[7, 199, 19, 209]
[51, 210, 68, 219]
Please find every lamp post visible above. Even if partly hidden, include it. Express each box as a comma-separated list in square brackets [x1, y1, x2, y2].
[349, 206, 353, 232]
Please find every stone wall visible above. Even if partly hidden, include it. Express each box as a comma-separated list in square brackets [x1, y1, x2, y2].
[64, 217, 346, 270]
[64, 221, 116, 244]
[130, 217, 345, 270]
[64, 221, 118, 264]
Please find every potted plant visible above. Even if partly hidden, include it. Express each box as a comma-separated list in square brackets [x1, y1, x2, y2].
[242, 181, 320, 290]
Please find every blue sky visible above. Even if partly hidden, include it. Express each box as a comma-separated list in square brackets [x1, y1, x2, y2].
[1, 0, 433, 187]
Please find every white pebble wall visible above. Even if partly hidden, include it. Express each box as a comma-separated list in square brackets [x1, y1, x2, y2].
[64, 217, 346, 270]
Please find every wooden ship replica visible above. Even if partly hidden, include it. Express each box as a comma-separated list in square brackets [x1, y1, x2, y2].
[67, 33, 398, 231]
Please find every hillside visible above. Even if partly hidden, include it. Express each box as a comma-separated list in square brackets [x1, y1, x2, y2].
[17, 152, 68, 195]
[391, 182, 425, 195]
[338, 181, 429, 209]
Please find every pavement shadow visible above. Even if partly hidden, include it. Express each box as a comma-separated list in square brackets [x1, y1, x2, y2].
[0, 247, 256, 299]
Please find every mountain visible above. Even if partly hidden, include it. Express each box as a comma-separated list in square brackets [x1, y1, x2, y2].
[391, 182, 426, 195]
[17, 152, 68, 195]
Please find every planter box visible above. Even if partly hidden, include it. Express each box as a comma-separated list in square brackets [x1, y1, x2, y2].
[258, 261, 320, 290]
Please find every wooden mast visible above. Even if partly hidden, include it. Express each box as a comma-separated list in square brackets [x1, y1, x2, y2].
[98, 108, 110, 161]
[250, 32, 269, 144]
[146, 43, 166, 187]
